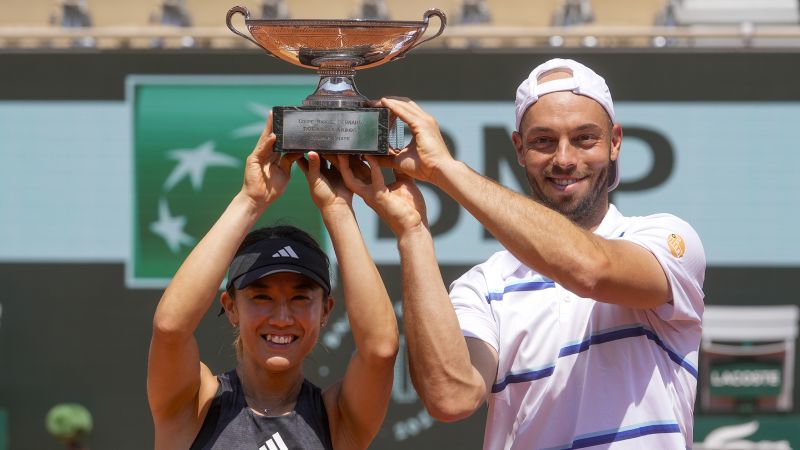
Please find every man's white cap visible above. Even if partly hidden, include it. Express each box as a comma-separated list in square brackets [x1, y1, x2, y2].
[514, 58, 619, 191]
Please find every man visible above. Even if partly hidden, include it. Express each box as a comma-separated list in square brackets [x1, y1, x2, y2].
[339, 58, 706, 449]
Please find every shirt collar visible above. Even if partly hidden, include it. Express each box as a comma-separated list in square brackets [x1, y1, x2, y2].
[593, 204, 623, 238]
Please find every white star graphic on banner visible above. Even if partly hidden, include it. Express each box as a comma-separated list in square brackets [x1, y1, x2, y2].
[150, 198, 195, 253]
[163, 141, 240, 192]
[231, 102, 271, 138]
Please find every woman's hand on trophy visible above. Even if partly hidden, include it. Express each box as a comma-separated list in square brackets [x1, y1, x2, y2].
[338, 154, 428, 237]
[378, 97, 455, 186]
[242, 112, 302, 209]
[296, 152, 354, 212]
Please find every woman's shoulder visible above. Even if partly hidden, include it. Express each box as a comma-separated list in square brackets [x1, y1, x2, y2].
[214, 369, 238, 390]
[299, 378, 328, 416]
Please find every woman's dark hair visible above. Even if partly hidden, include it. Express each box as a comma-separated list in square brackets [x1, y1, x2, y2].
[226, 225, 330, 298]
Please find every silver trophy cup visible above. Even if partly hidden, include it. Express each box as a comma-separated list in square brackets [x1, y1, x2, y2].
[226, 5, 446, 153]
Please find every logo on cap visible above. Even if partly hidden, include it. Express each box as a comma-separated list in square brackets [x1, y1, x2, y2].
[272, 246, 299, 259]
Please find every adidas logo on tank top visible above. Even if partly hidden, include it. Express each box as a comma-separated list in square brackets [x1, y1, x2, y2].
[259, 431, 289, 450]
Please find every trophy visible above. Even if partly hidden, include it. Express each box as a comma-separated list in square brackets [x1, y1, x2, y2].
[226, 5, 446, 154]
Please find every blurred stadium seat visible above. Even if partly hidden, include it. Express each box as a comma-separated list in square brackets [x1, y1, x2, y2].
[354, 0, 391, 20]
[593, 0, 666, 25]
[453, 0, 492, 24]
[2, 0, 800, 49]
[259, 0, 290, 20]
[462, 0, 562, 27]
[0, 0, 53, 26]
[672, 0, 800, 25]
[551, 0, 594, 27]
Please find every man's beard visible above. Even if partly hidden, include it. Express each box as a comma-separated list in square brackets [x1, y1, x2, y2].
[527, 163, 609, 228]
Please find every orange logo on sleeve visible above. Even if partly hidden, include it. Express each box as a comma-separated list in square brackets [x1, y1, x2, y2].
[667, 233, 686, 258]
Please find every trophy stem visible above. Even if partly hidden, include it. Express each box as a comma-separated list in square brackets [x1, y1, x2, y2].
[303, 68, 368, 108]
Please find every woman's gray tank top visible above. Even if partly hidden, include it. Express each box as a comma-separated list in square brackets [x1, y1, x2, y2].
[190, 370, 333, 450]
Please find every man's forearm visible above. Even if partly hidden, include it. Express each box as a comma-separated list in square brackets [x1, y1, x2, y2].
[398, 225, 488, 421]
[429, 159, 607, 295]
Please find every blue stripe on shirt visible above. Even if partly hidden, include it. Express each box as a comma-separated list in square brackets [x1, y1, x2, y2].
[544, 422, 682, 450]
[492, 325, 697, 392]
[559, 325, 699, 378]
[491, 365, 555, 393]
[485, 280, 556, 303]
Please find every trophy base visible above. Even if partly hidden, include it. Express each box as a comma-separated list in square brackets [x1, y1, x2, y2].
[273, 106, 389, 154]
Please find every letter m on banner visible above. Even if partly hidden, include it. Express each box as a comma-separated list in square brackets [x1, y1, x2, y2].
[126, 75, 323, 288]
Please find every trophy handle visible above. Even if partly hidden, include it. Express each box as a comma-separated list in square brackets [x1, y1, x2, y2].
[226, 6, 274, 55]
[407, 9, 447, 52]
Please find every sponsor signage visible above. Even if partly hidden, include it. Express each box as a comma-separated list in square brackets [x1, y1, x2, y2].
[700, 306, 798, 413]
[710, 362, 783, 397]
[4, 89, 800, 269]
[694, 416, 800, 449]
[127, 76, 322, 287]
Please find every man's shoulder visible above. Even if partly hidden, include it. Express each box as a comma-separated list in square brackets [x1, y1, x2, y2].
[614, 208, 700, 239]
[472, 249, 526, 275]
[453, 249, 527, 289]
[613, 204, 689, 225]
[615, 208, 706, 282]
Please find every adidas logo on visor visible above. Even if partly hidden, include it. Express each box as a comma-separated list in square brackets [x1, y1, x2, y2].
[272, 245, 299, 259]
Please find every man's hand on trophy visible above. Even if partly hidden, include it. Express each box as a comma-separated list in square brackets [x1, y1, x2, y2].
[296, 152, 354, 212]
[377, 97, 454, 186]
[242, 112, 302, 209]
[338, 155, 428, 237]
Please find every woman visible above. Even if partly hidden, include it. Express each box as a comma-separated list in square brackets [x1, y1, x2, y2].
[147, 114, 399, 450]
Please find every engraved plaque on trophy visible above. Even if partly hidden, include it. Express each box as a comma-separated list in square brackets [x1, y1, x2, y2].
[226, 5, 446, 154]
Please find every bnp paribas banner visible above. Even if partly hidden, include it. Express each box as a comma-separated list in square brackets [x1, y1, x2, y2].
[128, 76, 322, 287]
[115, 75, 800, 286]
